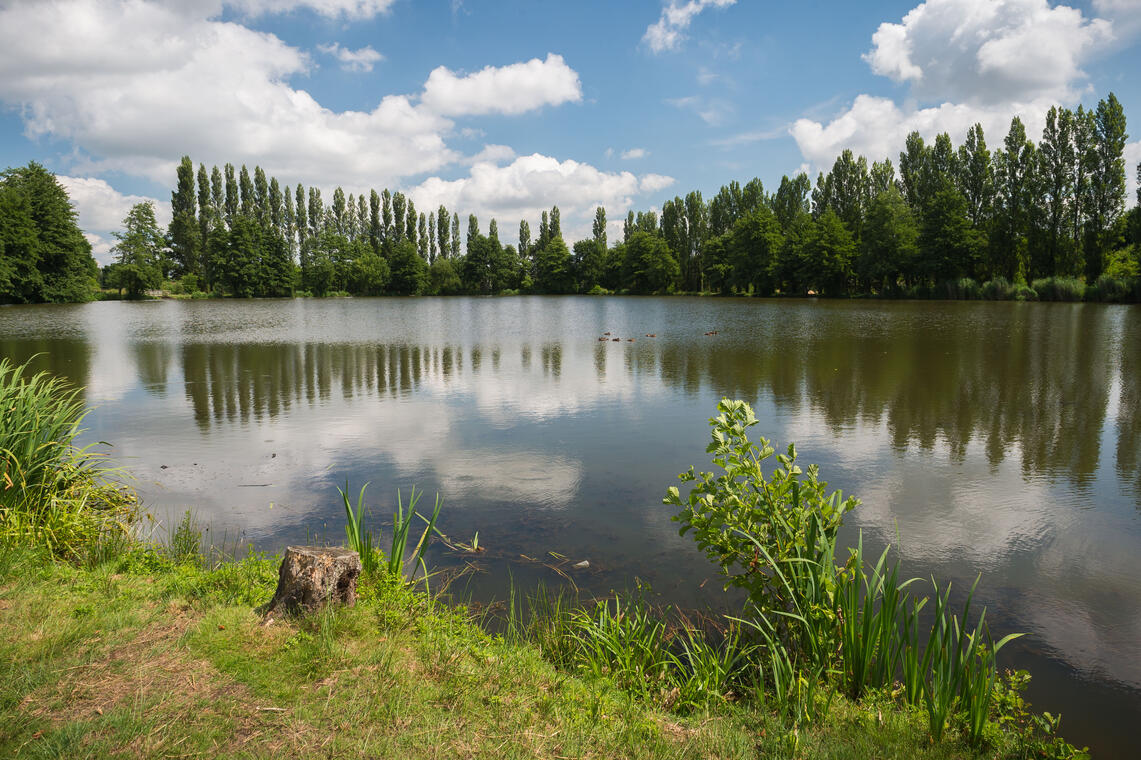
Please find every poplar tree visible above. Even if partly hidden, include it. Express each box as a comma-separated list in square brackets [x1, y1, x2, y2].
[428, 212, 437, 261]
[436, 205, 449, 259]
[253, 166, 269, 223]
[451, 212, 460, 257]
[239, 165, 254, 217]
[1039, 107, 1076, 275]
[224, 164, 238, 225]
[169, 155, 201, 277]
[294, 184, 307, 248]
[269, 177, 283, 231]
[956, 124, 994, 227]
[357, 194, 368, 244]
[392, 192, 406, 241]
[1087, 93, 1128, 280]
[196, 163, 211, 248]
[519, 219, 531, 257]
[405, 199, 417, 245]
[592, 207, 606, 248]
[332, 188, 347, 236]
[418, 212, 429, 259]
[382, 189, 393, 242]
[369, 190, 381, 251]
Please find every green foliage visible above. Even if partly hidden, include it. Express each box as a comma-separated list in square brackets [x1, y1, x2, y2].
[533, 236, 575, 293]
[166, 510, 204, 566]
[110, 201, 165, 298]
[665, 398, 1051, 750]
[0, 162, 97, 304]
[1084, 274, 1133, 302]
[1031, 277, 1085, 301]
[340, 482, 380, 575]
[0, 358, 135, 556]
[624, 230, 680, 294]
[664, 398, 857, 615]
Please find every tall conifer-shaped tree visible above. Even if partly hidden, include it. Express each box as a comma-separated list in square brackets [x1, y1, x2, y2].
[392, 192, 405, 241]
[436, 205, 449, 259]
[405, 199, 417, 245]
[369, 190, 382, 251]
[224, 164, 238, 226]
[592, 206, 606, 249]
[956, 124, 994, 228]
[1040, 107, 1076, 276]
[1087, 93, 1128, 281]
[253, 166, 269, 223]
[239, 165, 254, 218]
[196, 163, 211, 251]
[451, 212, 460, 258]
[294, 184, 307, 248]
[382, 189, 393, 242]
[170, 155, 201, 278]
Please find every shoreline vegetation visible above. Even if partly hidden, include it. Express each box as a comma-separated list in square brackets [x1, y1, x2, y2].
[3, 95, 1140, 307]
[0, 359, 1092, 758]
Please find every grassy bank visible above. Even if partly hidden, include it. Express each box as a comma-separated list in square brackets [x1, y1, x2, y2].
[0, 541, 1075, 760]
[0, 360, 1089, 758]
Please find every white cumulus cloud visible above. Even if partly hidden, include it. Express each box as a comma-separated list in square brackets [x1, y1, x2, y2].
[317, 42, 383, 72]
[620, 148, 648, 160]
[419, 54, 582, 117]
[792, 0, 1138, 173]
[643, 0, 736, 54]
[410, 154, 674, 245]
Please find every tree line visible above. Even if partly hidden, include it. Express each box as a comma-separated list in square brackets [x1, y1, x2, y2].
[2, 94, 1138, 304]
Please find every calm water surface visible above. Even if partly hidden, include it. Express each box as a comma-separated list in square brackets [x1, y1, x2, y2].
[2, 297, 1139, 756]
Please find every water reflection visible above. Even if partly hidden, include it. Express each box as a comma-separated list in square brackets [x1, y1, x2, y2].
[108, 302, 1138, 495]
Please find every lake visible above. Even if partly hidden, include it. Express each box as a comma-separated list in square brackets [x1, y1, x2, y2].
[2, 296, 1138, 756]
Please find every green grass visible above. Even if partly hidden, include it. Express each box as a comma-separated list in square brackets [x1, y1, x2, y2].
[3, 543, 1079, 760]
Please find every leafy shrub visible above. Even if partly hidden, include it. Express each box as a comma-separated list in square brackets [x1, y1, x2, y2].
[944, 278, 981, 300]
[1085, 275, 1133, 303]
[980, 277, 1013, 300]
[1031, 277, 1084, 302]
[663, 398, 858, 616]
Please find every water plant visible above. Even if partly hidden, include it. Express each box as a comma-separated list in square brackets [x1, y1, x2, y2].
[0, 357, 134, 556]
[340, 482, 379, 575]
[340, 482, 443, 584]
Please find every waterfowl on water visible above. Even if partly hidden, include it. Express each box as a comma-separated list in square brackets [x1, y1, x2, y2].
[603, 331, 611, 335]
[612, 338, 620, 342]
[645, 334, 656, 337]
[628, 338, 635, 342]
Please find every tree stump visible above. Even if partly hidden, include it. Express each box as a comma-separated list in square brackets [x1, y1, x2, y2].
[262, 546, 361, 619]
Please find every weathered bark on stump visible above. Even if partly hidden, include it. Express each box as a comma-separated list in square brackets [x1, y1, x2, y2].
[262, 546, 361, 618]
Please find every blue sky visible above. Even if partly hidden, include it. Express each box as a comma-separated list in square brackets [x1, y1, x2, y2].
[0, 0, 1138, 263]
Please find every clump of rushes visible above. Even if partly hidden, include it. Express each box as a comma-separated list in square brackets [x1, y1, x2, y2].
[0, 357, 135, 557]
[339, 482, 442, 586]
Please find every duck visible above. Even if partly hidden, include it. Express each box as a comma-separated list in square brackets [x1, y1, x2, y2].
[645, 333, 656, 338]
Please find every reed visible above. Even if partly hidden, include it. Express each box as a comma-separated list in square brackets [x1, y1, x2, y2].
[340, 482, 379, 575]
[571, 594, 677, 702]
[390, 486, 443, 584]
[834, 537, 920, 699]
[0, 357, 134, 556]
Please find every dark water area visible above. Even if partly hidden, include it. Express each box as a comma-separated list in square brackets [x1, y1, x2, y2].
[1, 296, 1139, 756]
